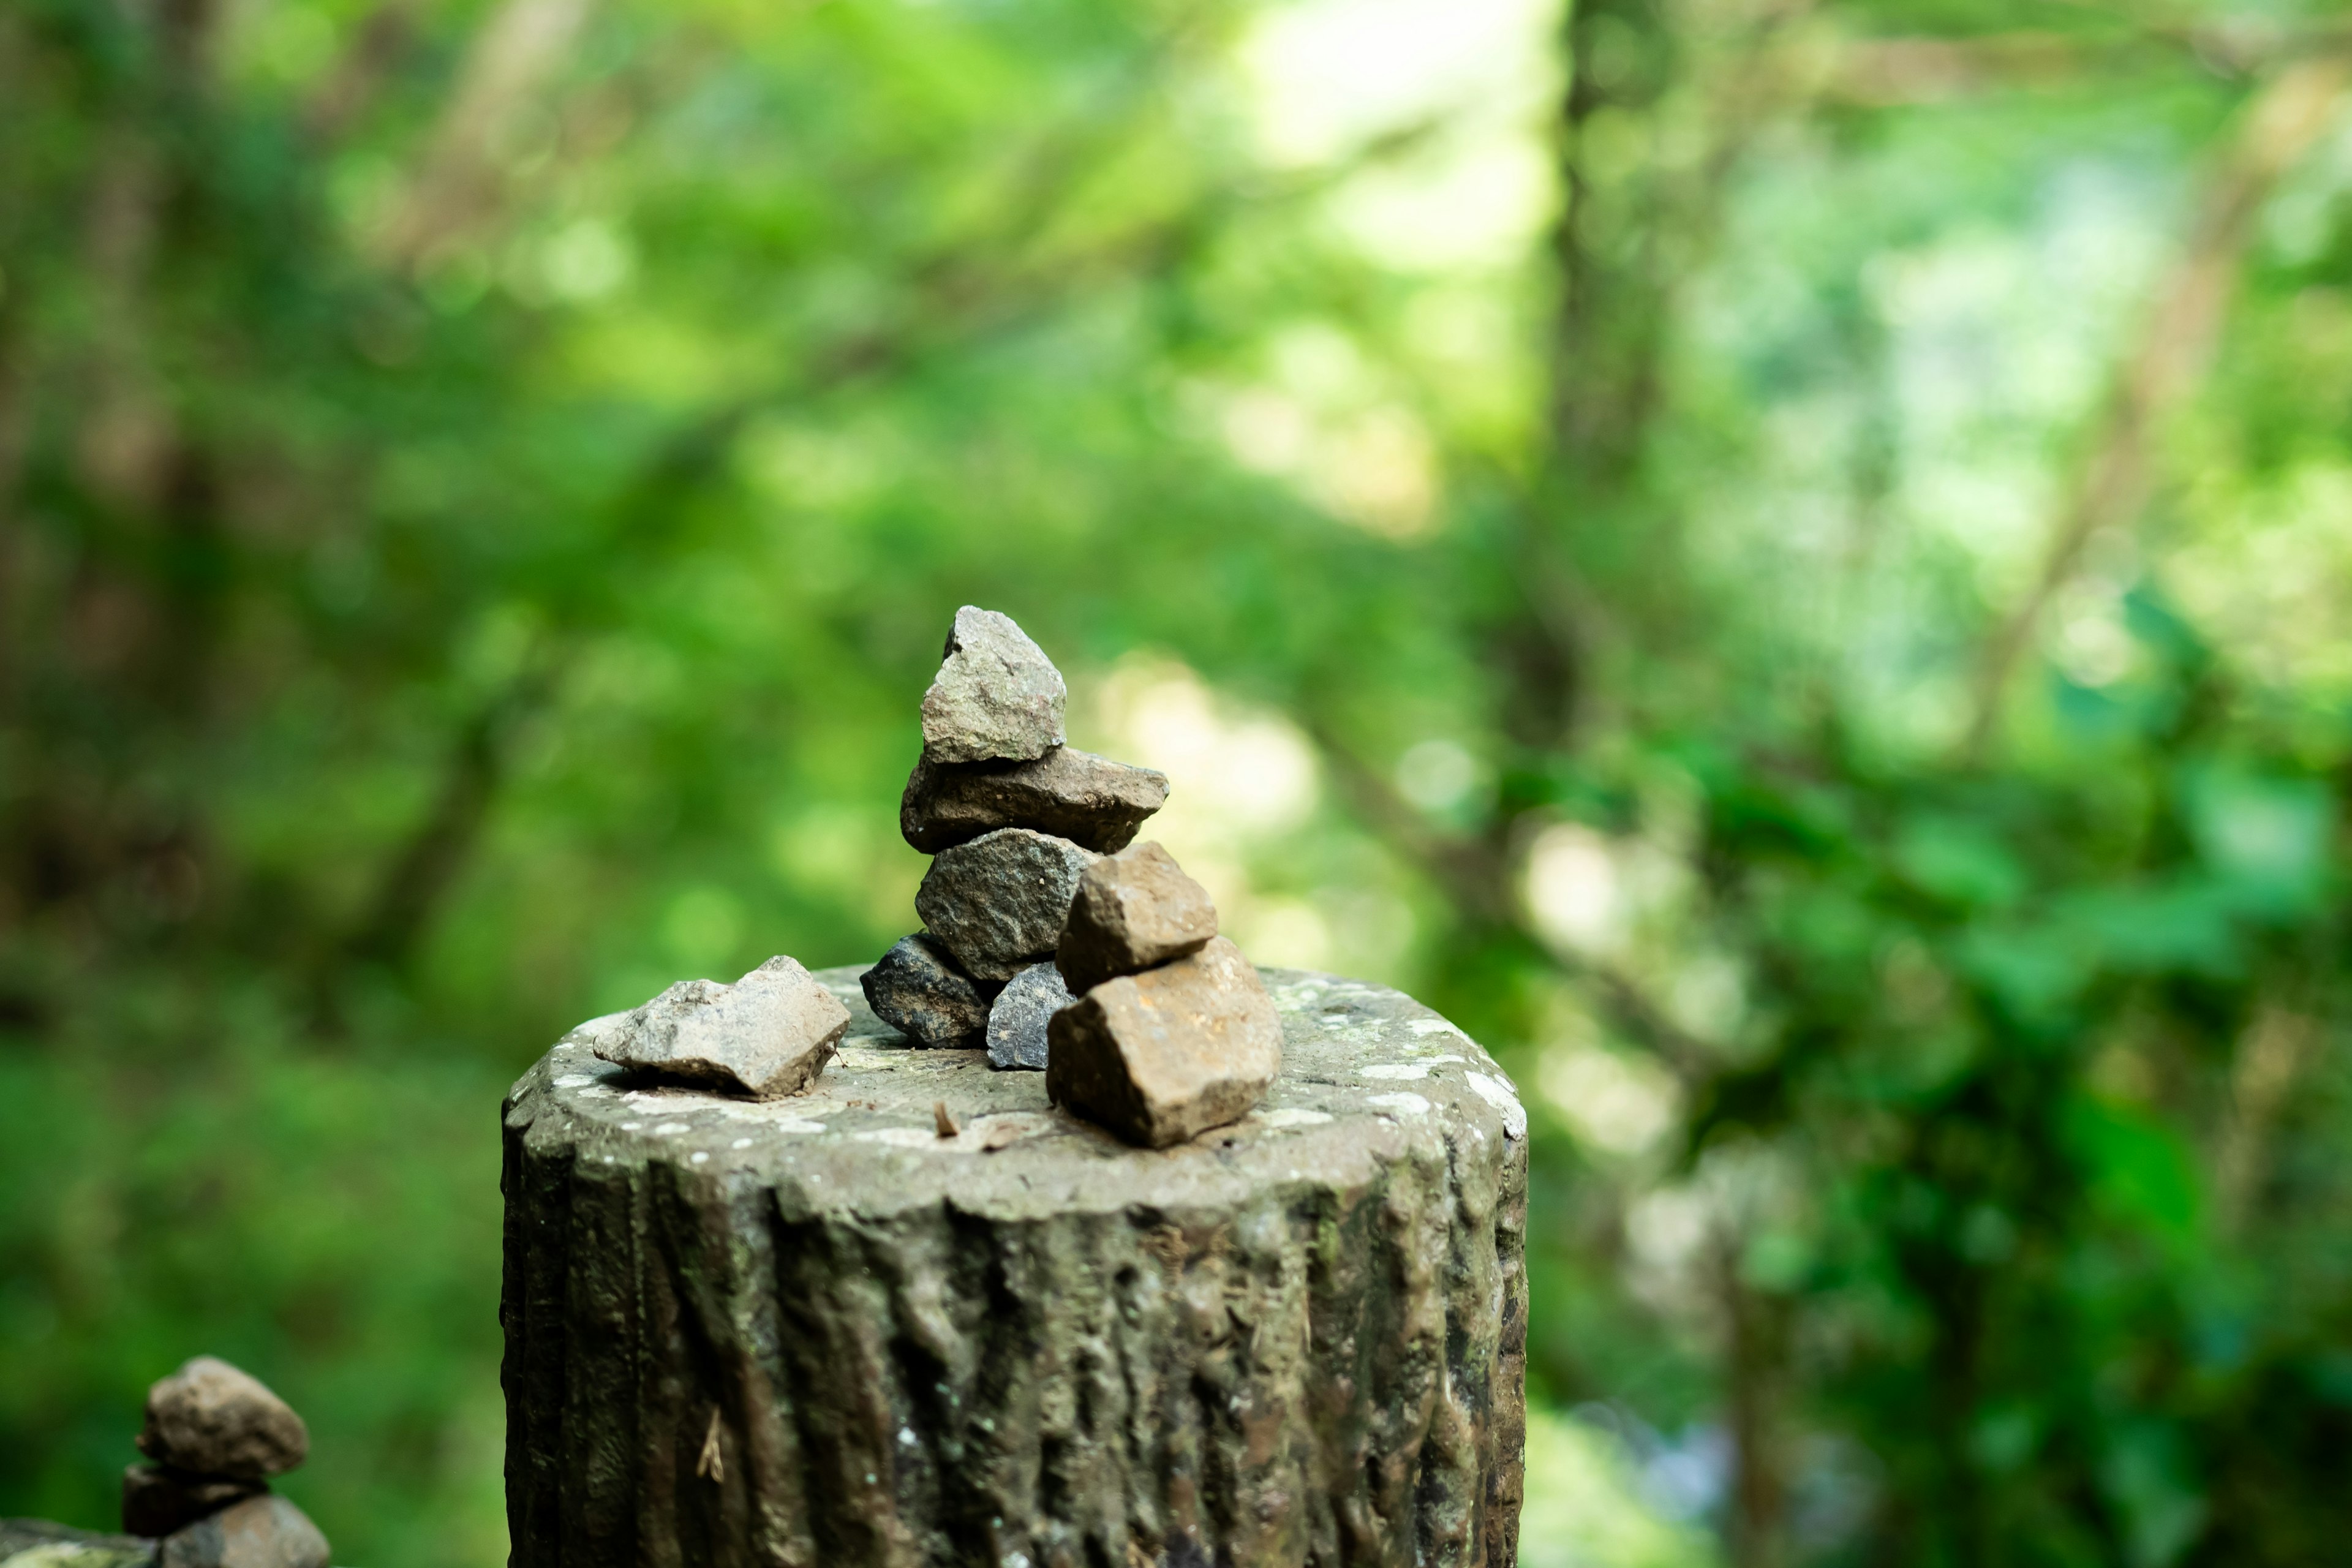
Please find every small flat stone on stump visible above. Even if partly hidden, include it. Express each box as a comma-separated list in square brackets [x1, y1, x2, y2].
[915, 827, 1095, 982]
[861, 934, 993, 1046]
[1056, 840, 1218, 993]
[122, 1467, 263, 1539]
[1046, 936, 1281, 1148]
[900, 747, 1169, 854]
[1, 1519, 154, 1566]
[156, 1496, 328, 1568]
[919, 606, 1066, 764]
[594, 956, 848, 1099]
[135, 1360, 306, 1483]
[986, 960, 1072, 1071]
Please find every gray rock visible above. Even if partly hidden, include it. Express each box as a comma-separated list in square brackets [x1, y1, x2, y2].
[914, 828, 1095, 982]
[861, 934, 994, 1046]
[899, 746, 1169, 854]
[594, 956, 848, 1098]
[1, 1518, 155, 1566]
[919, 606, 1066, 764]
[986, 961, 1072, 1071]
[1055, 840, 1218, 993]
[122, 1468, 263, 1539]
[1046, 936, 1281, 1148]
[135, 1359, 307, 1483]
[157, 1497, 327, 1568]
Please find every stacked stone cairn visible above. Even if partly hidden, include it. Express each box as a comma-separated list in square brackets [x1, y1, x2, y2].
[121, 1357, 330, 1568]
[862, 606, 1283, 1145]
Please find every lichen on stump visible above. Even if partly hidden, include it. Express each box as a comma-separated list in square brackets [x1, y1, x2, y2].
[502, 966, 1528, 1568]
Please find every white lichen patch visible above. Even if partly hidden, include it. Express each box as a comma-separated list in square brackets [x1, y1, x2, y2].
[554, 1074, 599, 1088]
[711, 1101, 828, 1133]
[1408, 1017, 1472, 1041]
[1366, 1092, 1432, 1117]
[854, 1113, 1052, 1155]
[653, 1123, 691, 1137]
[1261, 1107, 1335, 1129]
[859, 1127, 949, 1150]
[1361, 1063, 1434, 1081]
[1464, 1072, 1527, 1139]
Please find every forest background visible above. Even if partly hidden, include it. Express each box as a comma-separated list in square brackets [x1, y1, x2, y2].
[6, 0, 2352, 1563]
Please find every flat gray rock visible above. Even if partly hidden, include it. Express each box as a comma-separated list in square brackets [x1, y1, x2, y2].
[594, 956, 848, 1099]
[135, 1359, 307, 1483]
[861, 934, 993, 1046]
[1046, 936, 1281, 1148]
[915, 828, 1095, 982]
[122, 1467, 262, 1539]
[900, 746, 1169, 853]
[1056, 840, 1218, 993]
[986, 961, 1072, 1071]
[156, 1497, 327, 1568]
[919, 606, 1066, 764]
[1, 1518, 154, 1566]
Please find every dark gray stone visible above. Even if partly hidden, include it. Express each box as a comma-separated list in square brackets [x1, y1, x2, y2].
[919, 606, 1066, 764]
[1055, 840, 1218, 993]
[594, 956, 848, 1099]
[2, 1518, 154, 1566]
[122, 1468, 262, 1539]
[156, 1497, 328, 1568]
[899, 747, 1169, 854]
[986, 961, 1072, 1071]
[914, 827, 1095, 982]
[1047, 937, 1280, 1148]
[135, 1359, 306, 1483]
[861, 933, 994, 1046]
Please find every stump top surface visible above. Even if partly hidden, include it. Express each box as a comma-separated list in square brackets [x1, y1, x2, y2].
[507, 966, 1525, 1219]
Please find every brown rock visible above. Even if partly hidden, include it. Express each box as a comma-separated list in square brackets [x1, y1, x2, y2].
[157, 1495, 329, 1568]
[594, 955, 848, 1098]
[899, 747, 1169, 854]
[1045, 937, 1281, 1148]
[135, 1359, 307, 1483]
[123, 1466, 263, 1538]
[1055, 840, 1218, 993]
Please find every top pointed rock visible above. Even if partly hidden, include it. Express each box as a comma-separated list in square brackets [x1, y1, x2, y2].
[136, 1357, 309, 1482]
[920, 606, 1066, 764]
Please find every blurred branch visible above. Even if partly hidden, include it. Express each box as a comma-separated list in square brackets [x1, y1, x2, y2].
[1811, 19, 2352, 107]
[301, 0, 424, 144]
[339, 665, 553, 975]
[2215, 1004, 2318, 1235]
[1962, 55, 2352, 758]
[1303, 717, 1717, 1084]
[369, 0, 592, 269]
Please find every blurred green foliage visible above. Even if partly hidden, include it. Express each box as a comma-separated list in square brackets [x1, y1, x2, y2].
[6, 0, 2352, 1562]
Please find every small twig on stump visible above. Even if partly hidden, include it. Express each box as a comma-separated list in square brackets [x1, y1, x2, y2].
[933, 1101, 959, 1139]
[696, 1408, 723, 1483]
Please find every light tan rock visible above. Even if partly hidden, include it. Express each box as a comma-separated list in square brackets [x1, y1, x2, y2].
[919, 606, 1066, 764]
[594, 956, 848, 1098]
[135, 1359, 307, 1483]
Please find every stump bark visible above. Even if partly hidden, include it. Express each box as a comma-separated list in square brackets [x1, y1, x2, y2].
[502, 967, 1528, 1568]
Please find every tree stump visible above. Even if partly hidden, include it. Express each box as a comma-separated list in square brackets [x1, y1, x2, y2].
[501, 966, 1528, 1568]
